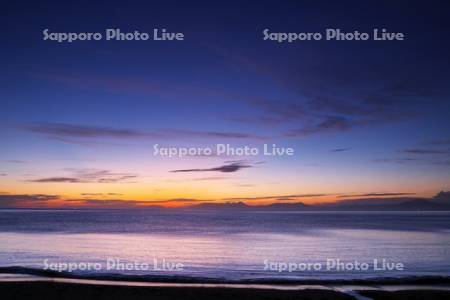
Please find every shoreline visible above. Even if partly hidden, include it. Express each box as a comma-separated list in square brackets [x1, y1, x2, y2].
[3, 267, 450, 299]
[2, 266, 450, 285]
[0, 281, 356, 300]
[1, 277, 450, 300]
[2, 273, 450, 290]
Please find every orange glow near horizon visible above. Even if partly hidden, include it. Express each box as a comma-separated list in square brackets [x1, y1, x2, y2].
[0, 166, 443, 209]
[0, 189, 438, 209]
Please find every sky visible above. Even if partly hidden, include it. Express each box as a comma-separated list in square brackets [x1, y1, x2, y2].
[1, 0, 450, 208]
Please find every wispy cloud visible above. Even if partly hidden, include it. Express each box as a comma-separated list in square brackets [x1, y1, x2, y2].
[28, 169, 138, 184]
[64, 199, 152, 208]
[21, 122, 268, 142]
[221, 49, 435, 138]
[330, 148, 351, 152]
[0, 193, 216, 208]
[80, 193, 124, 197]
[338, 192, 415, 198]
[286, 116, 359, 137]
[403, 148, 450, 154]
[0, 194, 60, 208]
[4, 160, 28, 164]
[149, 198, 214, 204]
[65, 197, 214, 208]
[223, 194, 330, 201]
[372, 158, 421, 164]
[22, 123, 146, 139]
[30, 177, 84, 183]
[234, 184, 255, 187]
[372, 157, 450, 167]
[170, 161, 252, 173]
[234, 92, 418, 137]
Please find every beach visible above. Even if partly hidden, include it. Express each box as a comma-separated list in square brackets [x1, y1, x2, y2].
[2, 278, 450, 300]
[0, 281, 353, 300]
[2, 271, 450, 300]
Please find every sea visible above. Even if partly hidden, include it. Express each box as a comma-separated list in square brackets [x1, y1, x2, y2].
[1, 209, 450, 281]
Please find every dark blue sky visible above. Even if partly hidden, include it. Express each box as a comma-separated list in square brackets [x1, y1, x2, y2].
[1, 0, 449, 207]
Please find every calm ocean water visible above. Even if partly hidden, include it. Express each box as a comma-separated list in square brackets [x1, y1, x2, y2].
[1, 209, 450, 281]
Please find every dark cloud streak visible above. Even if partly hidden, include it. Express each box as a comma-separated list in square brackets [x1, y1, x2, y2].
[403, 148, 450, 154]
[21, 122, 269, 142]
[338, 192, 415, 198]
[170, 162, 252, 173]
[28, 169, 138, 184]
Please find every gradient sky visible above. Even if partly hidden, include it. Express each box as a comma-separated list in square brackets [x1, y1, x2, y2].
[1, 1, 450, 208]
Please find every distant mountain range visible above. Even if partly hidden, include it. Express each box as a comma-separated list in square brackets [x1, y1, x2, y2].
[193, 191, 450, 211]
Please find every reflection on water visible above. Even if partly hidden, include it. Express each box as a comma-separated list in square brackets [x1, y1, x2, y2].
[0, 210, 450, 280]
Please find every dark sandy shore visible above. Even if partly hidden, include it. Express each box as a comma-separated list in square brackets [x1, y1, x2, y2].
[358, 290, 450, 299]
[2, 268, 450, 300]
[0, 282, 354, 300]
[2, 281, 450, 300]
